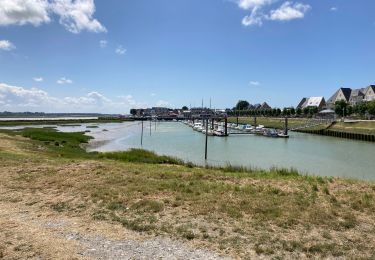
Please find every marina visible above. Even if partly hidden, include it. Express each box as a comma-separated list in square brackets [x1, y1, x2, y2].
[183, 118, 290, 138]
[3, 121, 371, 180]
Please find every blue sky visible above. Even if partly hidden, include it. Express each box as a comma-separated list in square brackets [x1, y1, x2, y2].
[0, 0, 374, 113]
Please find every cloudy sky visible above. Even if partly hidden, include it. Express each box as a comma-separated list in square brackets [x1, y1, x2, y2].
[0, 0, 374, 113]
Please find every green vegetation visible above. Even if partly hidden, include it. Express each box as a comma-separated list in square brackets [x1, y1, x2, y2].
[99, 149, 184, 165]
[328, 121, 375, 135]
[1, 128, 375, 258]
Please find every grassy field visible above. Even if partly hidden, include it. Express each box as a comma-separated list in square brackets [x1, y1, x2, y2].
[328, 121, 375, 135]
[1, 128, 375, 258]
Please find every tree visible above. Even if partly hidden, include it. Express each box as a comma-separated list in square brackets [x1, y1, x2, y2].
[276, 108, 281, 116]
[354, 102, 368, 116]
[335, 100, 348, 116]
[182, 106, 189, 110]
[235, 100, 250, 110]
[130, 109, 137, 115]
[303, 107, 309, 116]
[347, 105, 353, 115]
[309, 106, 318, 115]
[296, 107, 302, 116]
[368, 100, 375, 116]
[290, 107, 296, 116]
[282, 108, 288, 116]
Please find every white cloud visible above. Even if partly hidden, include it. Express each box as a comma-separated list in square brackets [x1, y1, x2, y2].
[115, 45, 126, 55]
[237, 0, 275, 10]
[0, 82, 58, 108]
[249, 81, 260, 86]
[0, 0, 50, 26]
[0, 40, 16, 51]
[51, 0, 106, 34]
[117, 95, 148, 109]
[268, 2, 311, 21]
[33, 77, 44, 82]
[99, 40, 107, 48]
[330, 7, 337, 12]
[0, 0, 105, 34]
[235, 0, 311, 27]
[57, 77, 73, 84]
[0, 82, 145, 113]
[242, 7, 264, 26]
[64, 91, 111, 107]
[156, 100, 171, 107]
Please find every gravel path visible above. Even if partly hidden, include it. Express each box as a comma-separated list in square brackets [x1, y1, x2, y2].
[66, 232, 230, 260]
[0, 201, 231, 260]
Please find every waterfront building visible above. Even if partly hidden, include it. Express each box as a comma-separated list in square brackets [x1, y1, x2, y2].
[364, 85, 375, 102]
[327, 85, 375, 107]
[260, 102, 271, 109]
[297, 97, 326, 110]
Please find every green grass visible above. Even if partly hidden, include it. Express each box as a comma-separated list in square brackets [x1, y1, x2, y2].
[99, 149, 185, 165]
[329, 121, 375, 135]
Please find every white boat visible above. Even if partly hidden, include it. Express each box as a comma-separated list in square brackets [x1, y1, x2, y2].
[193, 122, 202, 130]
[202, 128, 214, 135]
[196, 126, 204, 132]
[207, 129, 215, 136]
[245, 124, 254, 131]
[214, 126, 227, 136]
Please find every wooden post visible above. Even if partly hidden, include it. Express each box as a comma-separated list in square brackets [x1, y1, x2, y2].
[150, 119, 152, 136]
[211, 118, 214, 130]
[284, 117, 288, 135]
[254, 117, 257, 126]
[205, 118, 208, 160]
[237, 111, 239, 126]
[225, 117, 228, 136]
[141, 119, 144, 146]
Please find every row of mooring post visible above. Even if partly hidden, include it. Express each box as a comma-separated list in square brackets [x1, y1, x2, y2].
[140, 118, 157, 146]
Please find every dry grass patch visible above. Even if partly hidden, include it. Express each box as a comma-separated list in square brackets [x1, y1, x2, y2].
[1, 132, 375, 258]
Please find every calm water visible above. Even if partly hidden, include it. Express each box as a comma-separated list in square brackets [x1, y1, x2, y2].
[2, 122, 375, 180]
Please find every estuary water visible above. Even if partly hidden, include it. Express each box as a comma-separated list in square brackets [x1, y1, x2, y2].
[2, 121, 375, 180]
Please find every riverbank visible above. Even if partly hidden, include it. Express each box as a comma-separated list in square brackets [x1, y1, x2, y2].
[228, 117, 375, 142]
[227, 117, 312, 129]
[1, 129, 375, 259]
[0, 117, 133, 127]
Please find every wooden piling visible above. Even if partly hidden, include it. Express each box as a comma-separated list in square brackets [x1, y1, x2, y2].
[205, 119, 208, 160]
[225, 117, 228, 136]
[284, 117, 288, 135]
[141, 120, 144, 146]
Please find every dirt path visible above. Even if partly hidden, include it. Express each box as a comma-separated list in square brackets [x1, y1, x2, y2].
[0, 201, 230, 260]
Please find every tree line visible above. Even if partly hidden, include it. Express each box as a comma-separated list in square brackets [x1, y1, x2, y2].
[229, 99, 375, 118]
[334, 100, 375, 117]
[229, 100, 319, 117]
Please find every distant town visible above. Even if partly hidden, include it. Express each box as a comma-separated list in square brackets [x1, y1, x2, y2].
[130, 85, 375, 119]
